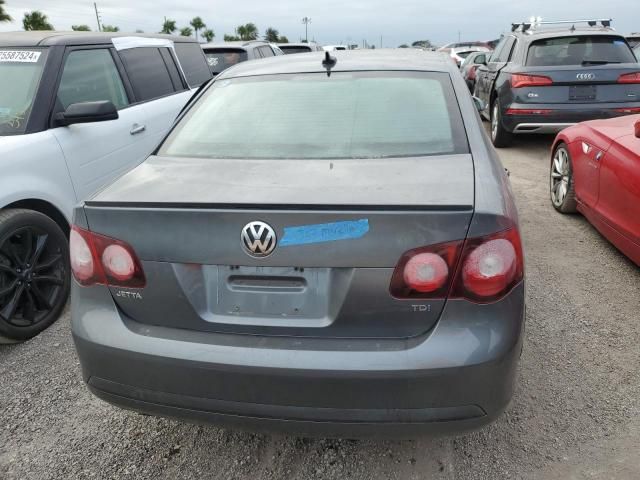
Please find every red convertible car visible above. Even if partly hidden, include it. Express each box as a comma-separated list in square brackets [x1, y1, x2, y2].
[550, 115, 640, 265]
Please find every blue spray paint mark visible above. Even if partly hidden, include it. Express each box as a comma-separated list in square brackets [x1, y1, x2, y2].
[280, 219, 370, 247]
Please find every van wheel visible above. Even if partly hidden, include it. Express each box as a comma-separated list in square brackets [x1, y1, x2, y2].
[490, 99, 513, 148]
[0, 209, 70, 343]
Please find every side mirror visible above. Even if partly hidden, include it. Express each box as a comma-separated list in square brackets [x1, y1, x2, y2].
[473, 96, 487, 113]
[54, 101, 118, 127]
[476, 55, 487, 65]
[635, 120, 640, 139]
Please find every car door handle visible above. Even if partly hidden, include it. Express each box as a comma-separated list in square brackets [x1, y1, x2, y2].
[130, 124, 146, 135]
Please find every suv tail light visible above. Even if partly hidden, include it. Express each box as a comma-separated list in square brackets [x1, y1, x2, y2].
[390, 227, 523, 304]
[511, 73, 553, 88]
[617, 72, 640, 84]
[70, 226, 146, 288]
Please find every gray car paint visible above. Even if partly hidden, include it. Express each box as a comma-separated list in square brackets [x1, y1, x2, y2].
[71, 50, 525, 436]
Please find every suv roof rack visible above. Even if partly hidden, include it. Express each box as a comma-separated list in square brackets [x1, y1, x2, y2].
[511, 18, 613, 34]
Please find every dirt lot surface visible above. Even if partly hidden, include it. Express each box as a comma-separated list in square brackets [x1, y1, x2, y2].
[1, 134, 639, 479]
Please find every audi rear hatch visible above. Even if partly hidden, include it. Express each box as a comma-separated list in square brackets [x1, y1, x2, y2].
[512, 35, 640, 107]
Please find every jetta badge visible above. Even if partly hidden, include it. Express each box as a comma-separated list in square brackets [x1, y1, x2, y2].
[241, 221, 277, 258]
[576, 73, 595, 80]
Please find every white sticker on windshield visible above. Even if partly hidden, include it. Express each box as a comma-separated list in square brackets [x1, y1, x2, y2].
[0, 50, 42, 63]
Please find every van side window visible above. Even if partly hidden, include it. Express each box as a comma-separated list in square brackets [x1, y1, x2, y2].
[57, 49, 129, 109]
[173, 43, 212, 87]
[119, 47, 177, 102]
[257, 46, 275, 57]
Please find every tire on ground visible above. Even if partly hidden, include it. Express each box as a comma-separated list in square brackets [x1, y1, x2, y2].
[0, 209, 70, 343]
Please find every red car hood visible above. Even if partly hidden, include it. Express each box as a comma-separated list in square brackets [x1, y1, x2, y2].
[583, 114, 640, 142]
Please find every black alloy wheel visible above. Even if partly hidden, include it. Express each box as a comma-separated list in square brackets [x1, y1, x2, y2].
[0, 210, 70, 342]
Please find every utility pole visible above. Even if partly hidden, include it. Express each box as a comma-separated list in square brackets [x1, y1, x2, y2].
[301, 17, 311, 43]
[380, 35, 383, 48]
[94, 2, 102, 32]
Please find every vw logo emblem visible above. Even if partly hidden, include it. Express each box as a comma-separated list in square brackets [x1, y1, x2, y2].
[241, 221, 277, 258]
[576, 73, 595, 81]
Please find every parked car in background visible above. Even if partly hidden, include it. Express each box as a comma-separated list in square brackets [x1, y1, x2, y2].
[277, 42, 324, 54]
[460, 51, 490, 92]
[449, 46, 490, 68]
[270, 44, 285, 55]
[71, 50, 525, 437]
[0, 32, 211, 342]
[634, 42, 640, 59]
[475, 19, 640, 147]
[437, 41, 493, 54]
[202, 41, 280, 76]
[626, 34, 640, 49]
[550, 115, 640, 265]
[323, 45, 347, 52]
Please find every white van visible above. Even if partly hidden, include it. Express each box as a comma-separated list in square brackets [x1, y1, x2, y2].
[0, 32, 211, 342]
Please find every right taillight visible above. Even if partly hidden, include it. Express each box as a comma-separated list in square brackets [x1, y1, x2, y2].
[70, 226, 145, 288]
[390, 227, 524, 304]
[617, 72, 640, 84]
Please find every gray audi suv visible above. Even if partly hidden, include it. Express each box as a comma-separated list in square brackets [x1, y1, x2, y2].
[71, 50, 525, 437]
[475, 20, 640, 147]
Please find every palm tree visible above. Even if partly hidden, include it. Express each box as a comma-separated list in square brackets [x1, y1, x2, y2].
[264, 27, 279, 43]
[0, 0, 12, 23]
[72, 25, 91, 31]
[224, 34, 239, 41]
[101, 25, 119, 32]
[23, 11, 54, 31]
[236, 25, 247, 40]
[236, 23, 258, 41]
[244, 23, 258, 40]
[190, 16, 205, 42]
[160, 18, 176, 35]
[180, 26, 192, 37]
[202, 29, 214, 43]
[278, 36, 289, 43]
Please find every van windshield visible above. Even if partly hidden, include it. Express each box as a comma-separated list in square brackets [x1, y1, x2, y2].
[160, 71, 469, 160]
[0, 49, 48, 136]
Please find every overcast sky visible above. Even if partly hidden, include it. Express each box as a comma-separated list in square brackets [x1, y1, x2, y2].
[1, 1, 638, 47]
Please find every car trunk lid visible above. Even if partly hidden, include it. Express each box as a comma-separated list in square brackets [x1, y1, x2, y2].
[83, 155, 475, 339]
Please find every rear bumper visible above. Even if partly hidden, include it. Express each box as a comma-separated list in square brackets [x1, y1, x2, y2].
[72, 283, 525, 438]
[502, 102, 640, 134]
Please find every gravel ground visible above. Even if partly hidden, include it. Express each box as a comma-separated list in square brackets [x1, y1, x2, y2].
[1, 133, 639, 479]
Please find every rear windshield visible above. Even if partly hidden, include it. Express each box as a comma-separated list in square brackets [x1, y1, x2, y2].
[160, 71, 469, 160]
[526, 36, 637, 66]
[280, 46, 312, 54]
[0, 48, 48, 136]
[203, 49, 248, 74]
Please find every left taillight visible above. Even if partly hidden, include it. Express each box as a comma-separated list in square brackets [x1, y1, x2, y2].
[510, 73, 553, 88]
[70, 226, 146, 288]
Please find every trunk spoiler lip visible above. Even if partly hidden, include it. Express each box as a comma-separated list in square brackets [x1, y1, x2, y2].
[82, 202, 474, 212]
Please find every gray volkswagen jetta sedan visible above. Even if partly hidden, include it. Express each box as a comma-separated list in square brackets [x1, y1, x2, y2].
[71, 50, 525, 437]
